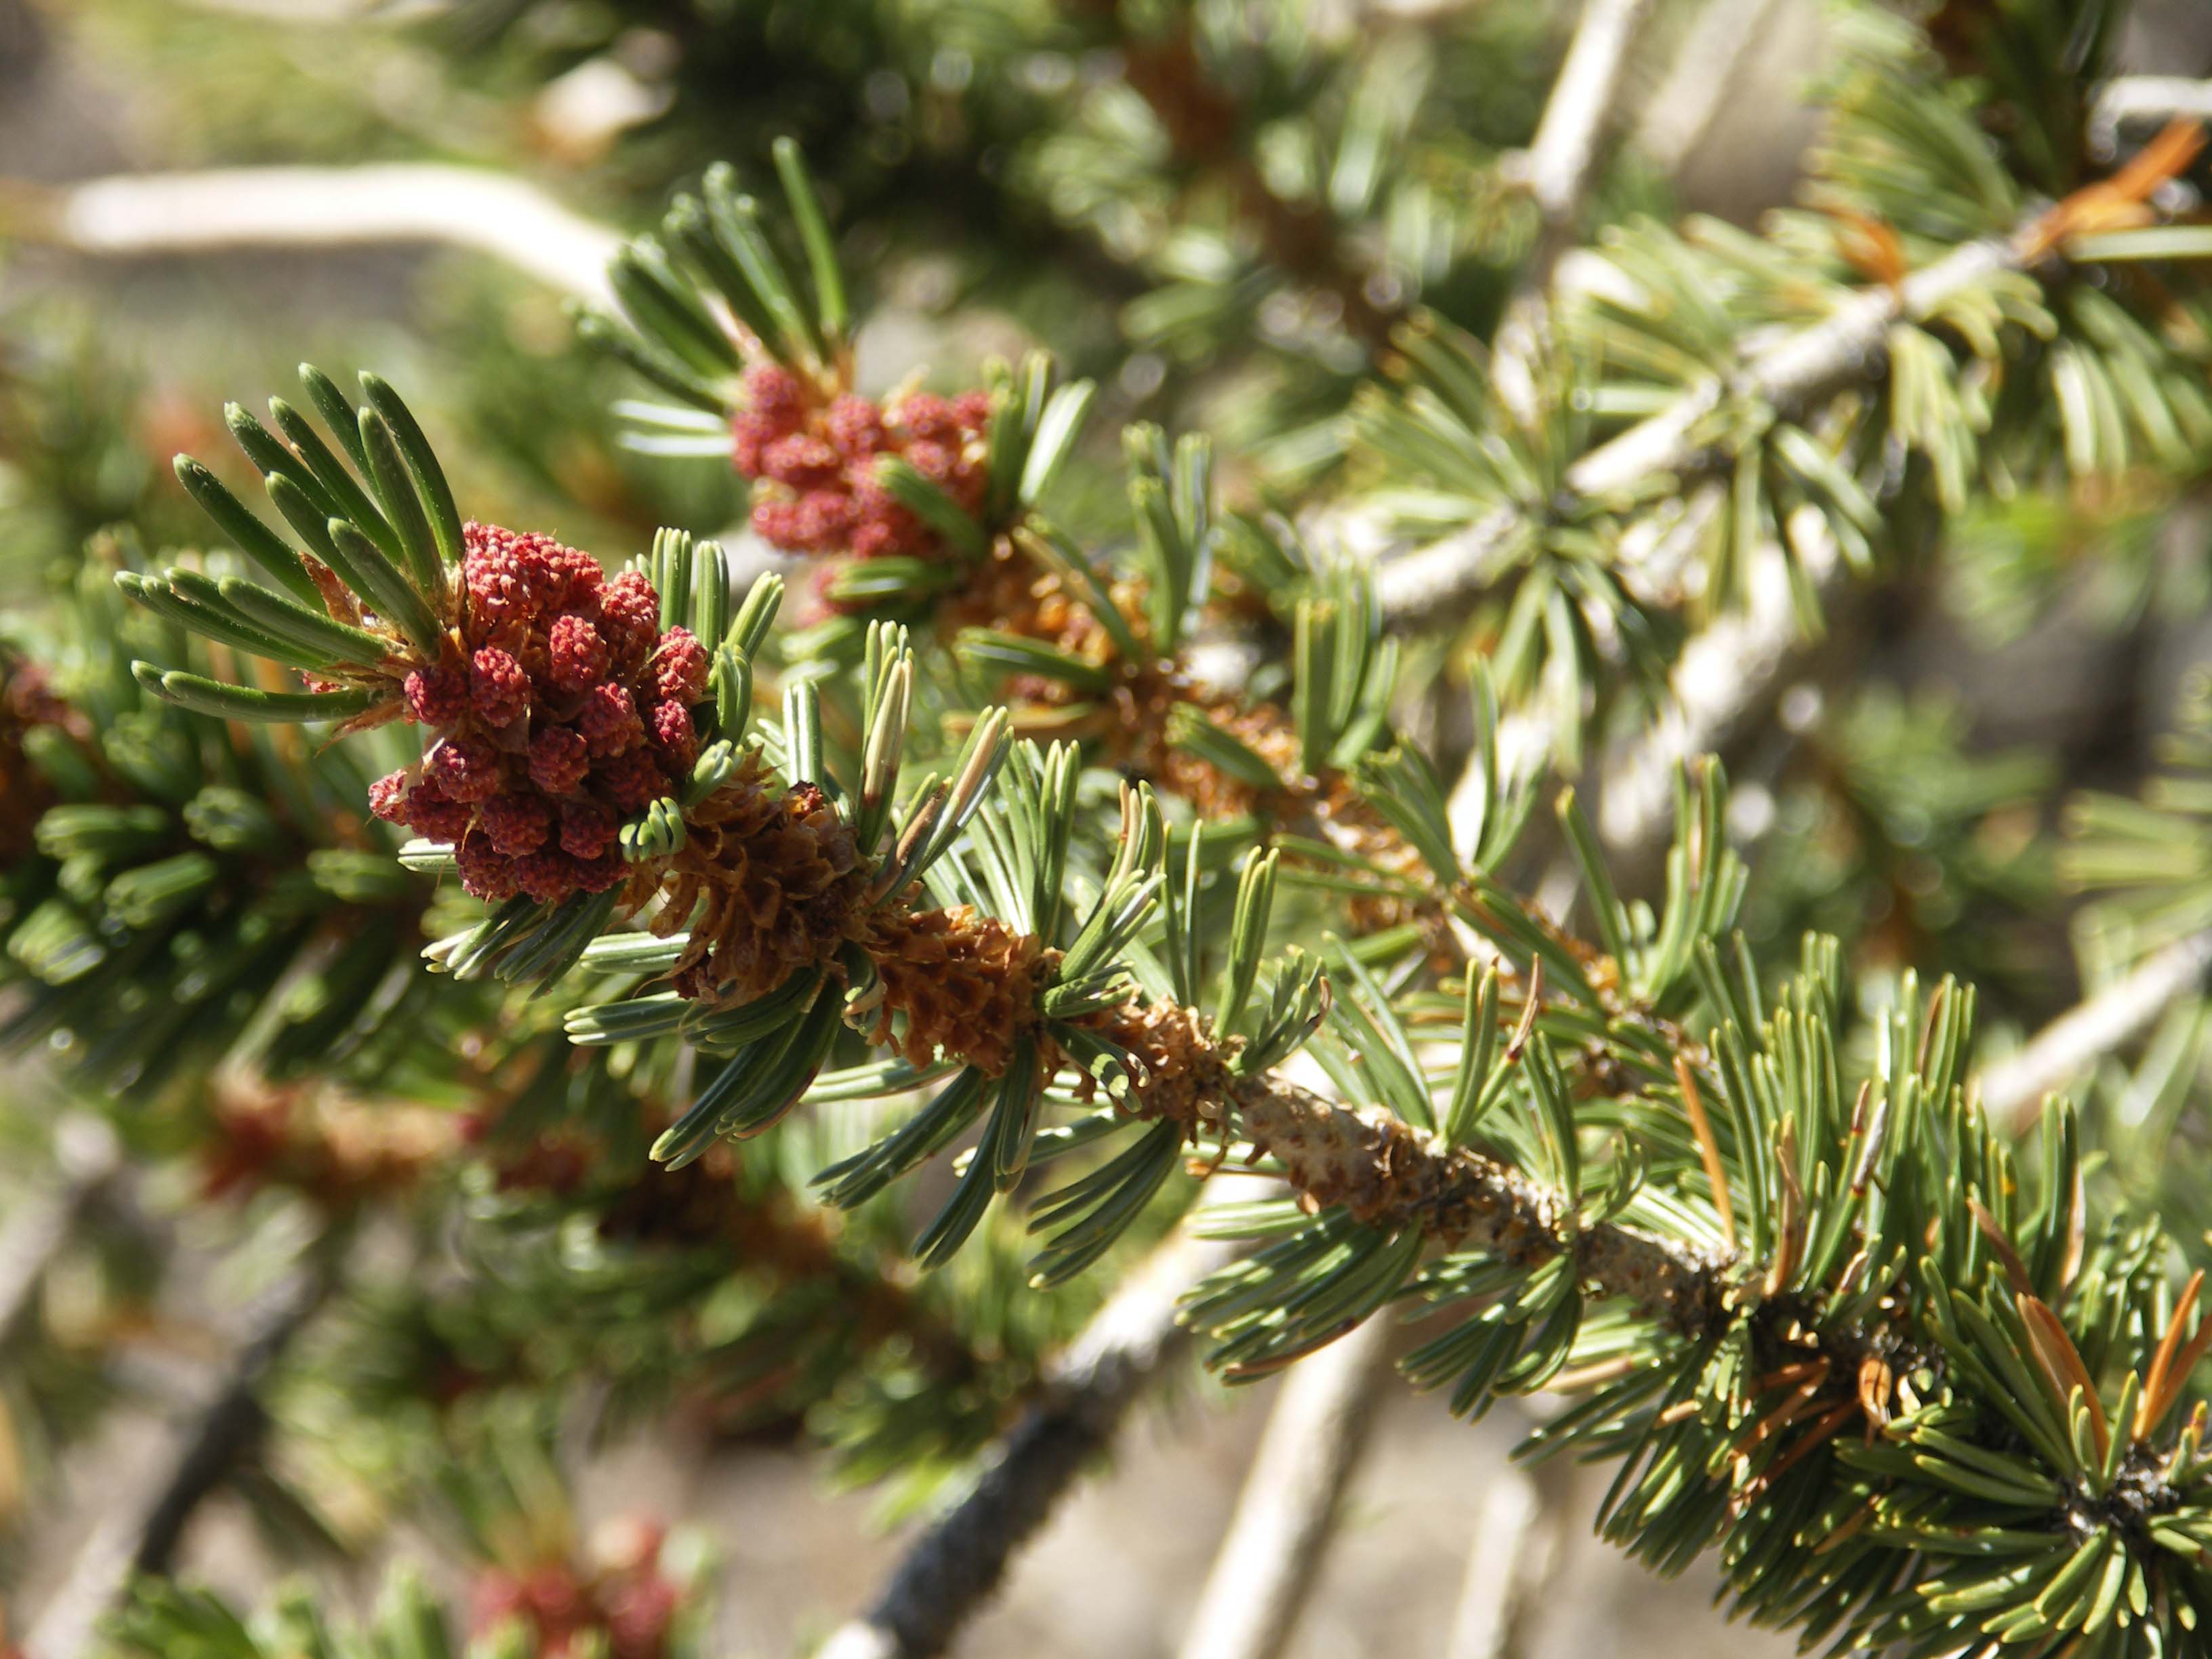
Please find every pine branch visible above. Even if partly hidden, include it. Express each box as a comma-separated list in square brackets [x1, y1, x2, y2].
[129, 1254, 337, 1577]
[817, 1219, 1241, 1659]
[1374, 230, 2026, 624]
[1462, 45, 1763, 924]
[1172, 1313, 1395, 1659]
[1988, 927, 2212, 1136]
[1228, 1073, 1723, 1333]
[94, 163, 2212, 1639]
[0, 165, 621, 306]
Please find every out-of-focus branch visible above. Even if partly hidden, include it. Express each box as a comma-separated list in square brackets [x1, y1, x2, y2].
[1442, 1462, 1556, 1659]
[1515, 0, 1657, 283]
[1634, 0, 1795, 176]
[1990, 929, 2212, 1136]
[1433, 232, 2018, 869]
[0, 165, 621, 308]
[1586, 518, 1847, 859]
[1492, 0, 1660, 421]
[1469, 0, 1830, 851]
[1172, 1314, 1396, 1659]
[129, 1257, 337, 1576]
[1484, 70, 2212, 626]
[1452, 506, 1835, 905]
[23, 1242, 342, 1659]
[1470, 85, 2212, 858]
[817, 1219, 1240, 1659]
[0, 1116, 121, 1352]
[2091, 77, 2212, 150]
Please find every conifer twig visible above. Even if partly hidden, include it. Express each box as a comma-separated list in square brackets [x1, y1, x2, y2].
[1209, 0, 1661, 1557]
[128, 1256, 339, 1576]
[0, 165, 621, 308]
[1228, 1076, 1722, 1331]
[1374, 234, 2022, 623]
[817, 1219, 1240, 1659]
[1172, 1313, 1396, 1659]
[1989, 928, 2212, 1136]
[1387, 77, 2212, 626]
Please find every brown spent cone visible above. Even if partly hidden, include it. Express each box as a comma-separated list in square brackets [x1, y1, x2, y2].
[1080, 1000, 1242, 1134]
[637, 748, 1062, 1080]
[947, 539, 1436, 889]
[620, 541, 1429, 1080]
[648, 750, 869, 1005]
[610, 696, 1743, 1347]
[949, 543, 1303, 819]
[1153, 696, 1305, 819]
[857, 903, 1054, 1077]
[939, 541, 1116, 659]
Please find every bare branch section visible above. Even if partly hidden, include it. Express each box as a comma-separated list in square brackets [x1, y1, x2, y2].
[1164, 1035, 1729, 1659]
[1492, 0, 1660, 422]
[1172, 1313, 1396, 1659]
[0, 165, 622, 307]
[1443, 1462, 1553, 1659]
[1634, 0, 1796, 176]
[1516, 0, 1658, 283]
[1990, 928, 2212, 1135]
[2092, 77, 2212, 149]
[817, 1223, 1240, 1659]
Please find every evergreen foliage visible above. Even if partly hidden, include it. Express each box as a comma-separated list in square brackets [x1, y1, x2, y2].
[9, 1, 2212, 1654]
